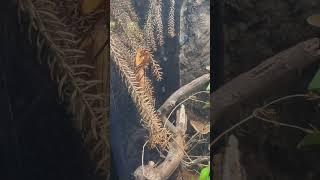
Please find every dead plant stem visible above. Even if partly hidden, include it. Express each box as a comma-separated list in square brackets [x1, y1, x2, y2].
[210, 94, 315, 148]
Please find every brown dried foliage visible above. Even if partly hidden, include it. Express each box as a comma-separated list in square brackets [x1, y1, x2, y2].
[110, 0, 179, 149]
[18, 0, 109, 177]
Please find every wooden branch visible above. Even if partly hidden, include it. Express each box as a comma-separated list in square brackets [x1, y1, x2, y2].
[134, 105, 187, 180]
[158, 73, 209, 115]
[134, 74, 209, 179]
[222, 135, 246, 180]
[212, 38, 320, 125]
[158, 73, 209, 133]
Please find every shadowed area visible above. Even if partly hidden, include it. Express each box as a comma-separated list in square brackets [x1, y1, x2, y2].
[0, 2, 100, 180]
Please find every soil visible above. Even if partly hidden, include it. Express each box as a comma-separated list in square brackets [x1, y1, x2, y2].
[217, 0, 320, 179]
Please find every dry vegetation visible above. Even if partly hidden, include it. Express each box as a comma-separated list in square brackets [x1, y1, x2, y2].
[17, 0, 109, 178]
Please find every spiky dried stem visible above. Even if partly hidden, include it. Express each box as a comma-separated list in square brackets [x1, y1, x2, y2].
[111, 33, 171, 149]
[168, 0, 176, 37]
[22, 0, 101, 138]
[111, 0, 145, 49]
[18, 0, 109, 176]
[110, 0, 182, 150]
[153, 0, 164, 46]
[144, 5, 157, 52]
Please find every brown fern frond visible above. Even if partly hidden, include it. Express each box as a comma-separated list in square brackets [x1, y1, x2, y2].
[25, 0, 99, 134]
[168, 0, 176, 37]
[111, 0, 145, 49]
[18, 0, 109, 177]
[153, 0, 164, 46]
[144, 8, 157, 52]
[111, 33, 171, 149]
[149, 53, 163, 81]
[144, 77, 155, 105]
[110, 0, 171, 150]
[144, 0, 162, 49]
[134, 66, 154, 103]
[144, 0, 179, 49]
[124, 0, 139, 22]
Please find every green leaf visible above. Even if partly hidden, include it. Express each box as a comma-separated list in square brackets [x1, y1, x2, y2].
[199, 167, 210, 180]
[308, 69, 320, 92]
[297, 133, 320, 148]
[206, 83, 210, 91]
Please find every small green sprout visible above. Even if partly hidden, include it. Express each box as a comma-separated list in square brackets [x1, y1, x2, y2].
[199, 165, 210, 180]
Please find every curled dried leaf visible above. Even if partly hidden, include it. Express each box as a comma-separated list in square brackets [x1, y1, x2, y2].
[307, 14, 320, 28]
[190, 119, 210, 135]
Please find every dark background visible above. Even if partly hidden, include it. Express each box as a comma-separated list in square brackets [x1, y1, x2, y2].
[213, 0, 320, 179]
[0, 2, 98, 180]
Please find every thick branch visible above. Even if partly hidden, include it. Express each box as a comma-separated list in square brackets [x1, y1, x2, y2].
[134, 74, 209, 179]
[158, 73, 209, 133]
[135, 105, 187, 180]
[212, 38, 320, 125]
[158, 73, 209, 115]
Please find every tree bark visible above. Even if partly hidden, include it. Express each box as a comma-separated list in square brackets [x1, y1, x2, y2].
[212, 38, 320, 125]
[158, 73, 209, 134]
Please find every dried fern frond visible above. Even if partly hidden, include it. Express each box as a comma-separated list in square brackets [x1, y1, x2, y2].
[133, 48, 156, 101]
[143, 0, 176, 52]
[111, 33, 171, 149]
[149, 53, 163, 81]
[168, 0, 176, 37]
[144, 0, 164, 47]
[111, 0, 145, 50]
[18, 0, 109, 177]
[153, 0, 164, 46]
[124, 0, 139, 22]
[21, 0, 101, 138]
[144, 1, 158, 51]
[110, 0, 179, 149]
[111, 0, 164, 81]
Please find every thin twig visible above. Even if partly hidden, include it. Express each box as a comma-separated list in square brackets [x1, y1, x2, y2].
[164, 91, 209, 128]
[158, 74, 209, 127]
[142, 140, 149, 177]
[253, 113, 314, 134]
[189, 97, 209, 104]
[211, 94, 316, 147]
[211, 116, 253, 147]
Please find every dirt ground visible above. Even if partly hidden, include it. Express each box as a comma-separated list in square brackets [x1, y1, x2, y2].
[219, 0, 320, 179]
